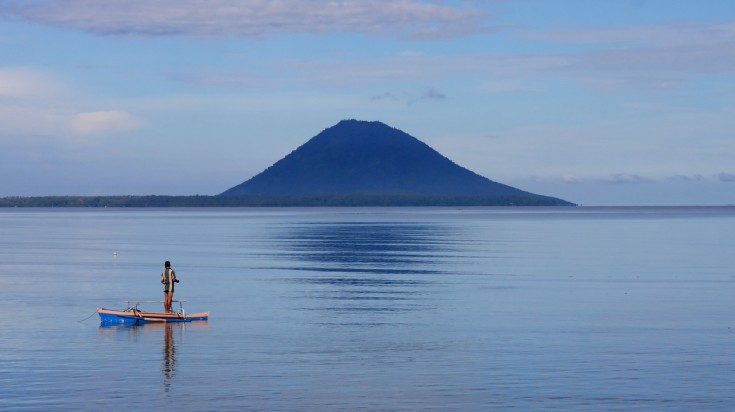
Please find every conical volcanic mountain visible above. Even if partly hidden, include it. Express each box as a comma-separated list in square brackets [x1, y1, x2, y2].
[221, 120, 572, 205]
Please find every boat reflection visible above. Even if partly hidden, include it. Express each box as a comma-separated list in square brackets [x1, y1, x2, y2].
[162, 324, 175, 392]
[98, 322, 208, 392]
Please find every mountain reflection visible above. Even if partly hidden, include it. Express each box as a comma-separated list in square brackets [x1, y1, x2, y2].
[271, 222, 458, 318]
[274, 222, 454, 275]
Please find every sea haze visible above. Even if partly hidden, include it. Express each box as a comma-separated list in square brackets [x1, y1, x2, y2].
[0, 207, 733, 410]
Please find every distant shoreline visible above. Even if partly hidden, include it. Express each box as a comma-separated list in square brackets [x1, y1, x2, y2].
[0, 194, 575, 207]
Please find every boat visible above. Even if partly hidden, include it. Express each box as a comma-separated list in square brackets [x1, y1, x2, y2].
[97, 300, 209, 325]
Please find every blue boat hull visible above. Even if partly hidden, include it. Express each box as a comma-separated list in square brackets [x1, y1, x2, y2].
[97, 307, 209, 325]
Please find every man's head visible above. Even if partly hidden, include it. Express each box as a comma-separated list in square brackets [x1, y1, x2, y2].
[165, 261, 171, 268]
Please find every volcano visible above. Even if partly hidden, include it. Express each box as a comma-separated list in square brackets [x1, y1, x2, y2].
[221, 119, 572, 206]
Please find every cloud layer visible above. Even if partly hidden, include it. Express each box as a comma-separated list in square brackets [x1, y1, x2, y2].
[0, 0, 488, 39]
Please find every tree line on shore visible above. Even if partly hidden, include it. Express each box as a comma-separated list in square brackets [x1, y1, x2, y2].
[0, 194, 574, 207]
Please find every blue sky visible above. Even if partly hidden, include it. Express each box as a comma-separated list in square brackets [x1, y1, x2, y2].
[1, 0, 733, 205]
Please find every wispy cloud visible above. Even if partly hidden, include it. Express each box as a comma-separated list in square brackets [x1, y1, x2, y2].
[371, 92, 399, 102]
[480, 80, 542, 94]
[0, 105, 144, 143]
[551, 173, 651, 185]
[0, 66, 144, 141]
[409, 88, 446, 105]
[605, 173, 650, 184]
[0, 67, 63, 98]
[667, 174, 706, 182]
[0, 0, 490, 39]
[523, 21, 735, 47]
[545, 173, 735, 186]
[368, 88, 446, 105]
[173, 41, 735, 94]
[519, 20, 735, 92]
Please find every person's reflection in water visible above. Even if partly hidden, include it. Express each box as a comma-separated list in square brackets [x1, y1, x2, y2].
[163, 324, 176, 392]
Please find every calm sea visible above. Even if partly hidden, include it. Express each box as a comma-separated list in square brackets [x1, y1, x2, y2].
[0, 207, 733, 411]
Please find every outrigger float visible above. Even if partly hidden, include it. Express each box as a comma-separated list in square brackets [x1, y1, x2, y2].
[97, 300, 209, 325]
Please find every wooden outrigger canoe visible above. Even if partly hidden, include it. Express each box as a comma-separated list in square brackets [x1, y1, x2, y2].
[97, 300, 209, 325]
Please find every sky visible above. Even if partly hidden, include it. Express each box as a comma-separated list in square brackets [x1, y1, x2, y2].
[1, 0, 734, 206]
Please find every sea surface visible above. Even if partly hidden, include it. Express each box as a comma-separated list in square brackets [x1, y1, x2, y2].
[0, 207, 733, 411]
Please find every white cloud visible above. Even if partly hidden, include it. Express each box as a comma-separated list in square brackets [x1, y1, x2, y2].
[0, 0, 489, 39]
[70, 110, 143, 135]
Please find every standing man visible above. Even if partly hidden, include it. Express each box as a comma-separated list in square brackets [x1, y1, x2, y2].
[160, 260, 179, 313]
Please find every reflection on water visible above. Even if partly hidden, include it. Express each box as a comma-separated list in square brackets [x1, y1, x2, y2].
[4, 208, 735, 410]
[98, 323, 184, 393]
[274, 222, 456, 274]
[162, 325, 175, 392]
[270, 222, 457, 319]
